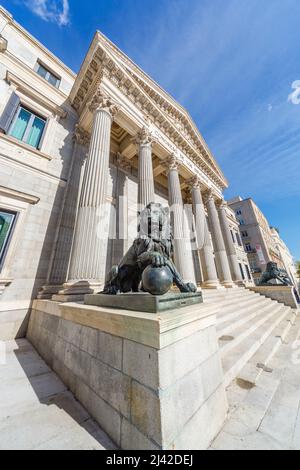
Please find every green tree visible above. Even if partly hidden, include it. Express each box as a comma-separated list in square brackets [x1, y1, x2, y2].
[296, 261, 300, 278]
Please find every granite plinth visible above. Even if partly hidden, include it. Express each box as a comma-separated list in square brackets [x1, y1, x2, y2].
[84, 291, 203, 313]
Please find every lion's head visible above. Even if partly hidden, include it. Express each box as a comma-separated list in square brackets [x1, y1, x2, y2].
[138, 202, 171, 240]
[266, 261, 279, 275]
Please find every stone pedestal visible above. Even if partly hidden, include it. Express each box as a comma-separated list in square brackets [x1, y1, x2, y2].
[27, 299, 228, 450]
[85, 291, 203, 313]
[248, 286, 299, 309]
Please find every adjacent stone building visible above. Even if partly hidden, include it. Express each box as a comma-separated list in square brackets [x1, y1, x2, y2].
[228, 196, 296, 285]
[0, 6, 251, 340]
[225, 204, 253, 284]
[270, 227, 298, 286]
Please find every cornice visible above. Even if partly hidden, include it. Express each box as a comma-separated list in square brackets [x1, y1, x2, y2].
[0, 185, 40, 205]
[6, 71, 67, 118]
[70, 33, 228, 191]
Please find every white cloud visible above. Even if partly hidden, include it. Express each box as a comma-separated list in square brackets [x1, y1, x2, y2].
[24, 0, 70, 26]
[288, 80, 300, 105]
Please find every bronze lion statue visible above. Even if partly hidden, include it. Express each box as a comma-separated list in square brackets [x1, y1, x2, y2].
[258, 261, 293, 286]
[102, 202, 196, 295]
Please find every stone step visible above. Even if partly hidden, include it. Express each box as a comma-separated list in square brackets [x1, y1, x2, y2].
[202, 289, 256, 303]
[282, 310, 300, 344]
[222, 305, 289, 386]
[220, 302, 283, 356]
[202, 287, 253, 297]
[216, 295, 273, 325]
[205, 294, 267, 317]
[218, 300, 279, 339]
[236, 308, 295, 386]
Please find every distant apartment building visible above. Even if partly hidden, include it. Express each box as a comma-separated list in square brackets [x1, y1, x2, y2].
[228, 197, 296, 285]
[224, 204, 253, 283]
[270, 227, 298, 286]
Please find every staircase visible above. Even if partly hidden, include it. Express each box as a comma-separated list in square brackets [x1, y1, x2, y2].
[202, 287, 298, 387]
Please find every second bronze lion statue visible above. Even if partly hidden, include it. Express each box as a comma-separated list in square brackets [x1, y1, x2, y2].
[102, 202, 196, 295]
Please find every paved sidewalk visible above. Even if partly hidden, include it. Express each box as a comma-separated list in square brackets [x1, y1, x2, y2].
[0, 339, 115, 450]
[211, 313, 300, 450]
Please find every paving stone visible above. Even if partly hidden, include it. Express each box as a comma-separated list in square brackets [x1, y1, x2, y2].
[0, 339, 114, 450]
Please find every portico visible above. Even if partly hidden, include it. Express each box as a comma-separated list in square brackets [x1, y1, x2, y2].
[42, 31, 244, 301]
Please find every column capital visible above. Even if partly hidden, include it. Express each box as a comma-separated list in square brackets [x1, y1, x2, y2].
[164, 153, 180, 173]
[217, 200, 228, 210]
[203, 188, 216, 204]
[89, 88, 119, 118]
[186, 176, 201, 191]
[116, 152, 131, 173]
[73, 124, 90, 146]
[133, 126, 153, 146]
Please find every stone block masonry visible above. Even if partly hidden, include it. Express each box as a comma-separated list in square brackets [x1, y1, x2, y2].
[27, 299, 228, 450]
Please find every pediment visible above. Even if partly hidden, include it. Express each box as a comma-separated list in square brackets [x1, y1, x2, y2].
[70, 31, 228, 191]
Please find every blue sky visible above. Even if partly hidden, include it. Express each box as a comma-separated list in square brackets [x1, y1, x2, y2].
[3, 0, 300, 259]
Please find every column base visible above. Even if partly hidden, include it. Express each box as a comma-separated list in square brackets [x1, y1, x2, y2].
[234, 280, 246, 287]
[201, 280, 224, 289]
[221, 280, 236, 288]
[51, 280, 103, 303]
[37, 284, 60, 300]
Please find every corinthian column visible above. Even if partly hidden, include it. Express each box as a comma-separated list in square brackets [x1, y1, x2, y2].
[166, 155, 195, 283]
[38, 126, 89, 300]
[64, 90, 118, 294]
[218, 201, 244, 285]
[205, 190, 234, 287]
[135, 127, 155, 207]
[187, 177, 220, 288]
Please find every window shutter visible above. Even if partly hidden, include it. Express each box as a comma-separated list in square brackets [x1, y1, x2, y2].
[37, 117, 49, 151]
[0, 92, 20, 134]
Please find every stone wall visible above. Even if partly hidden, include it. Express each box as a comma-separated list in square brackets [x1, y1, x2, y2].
[27, 299, 228, 450]
[248, 286, 299, 309]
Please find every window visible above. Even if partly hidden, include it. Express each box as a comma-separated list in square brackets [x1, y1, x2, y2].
[8, 106, 46, 149]
[245, 243, 252, 252]
[236, 210, 242, 216]
[241, 230, 248, 237]
[236, 232, 242, 246]
[239, 263, 245, 280]
[239, 219, 245, 225]
[0, 209, 17, 268]
[245, 264, 251, 280]
[36, 62, 60, 88]
[230, 230, 235, 243]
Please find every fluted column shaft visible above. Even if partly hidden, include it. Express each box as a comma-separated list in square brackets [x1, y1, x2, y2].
[167, 156, 195, 283]
[218, 203, 244, 284]
[189, 179, 220, 288]
[49, 126, 89, 285]
[68, 91, 117, 282]
[206, 192, 233, 287]
[136, 127, 155, 207]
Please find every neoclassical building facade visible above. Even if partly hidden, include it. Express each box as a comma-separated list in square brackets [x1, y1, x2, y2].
[0, 7, 251, 339]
